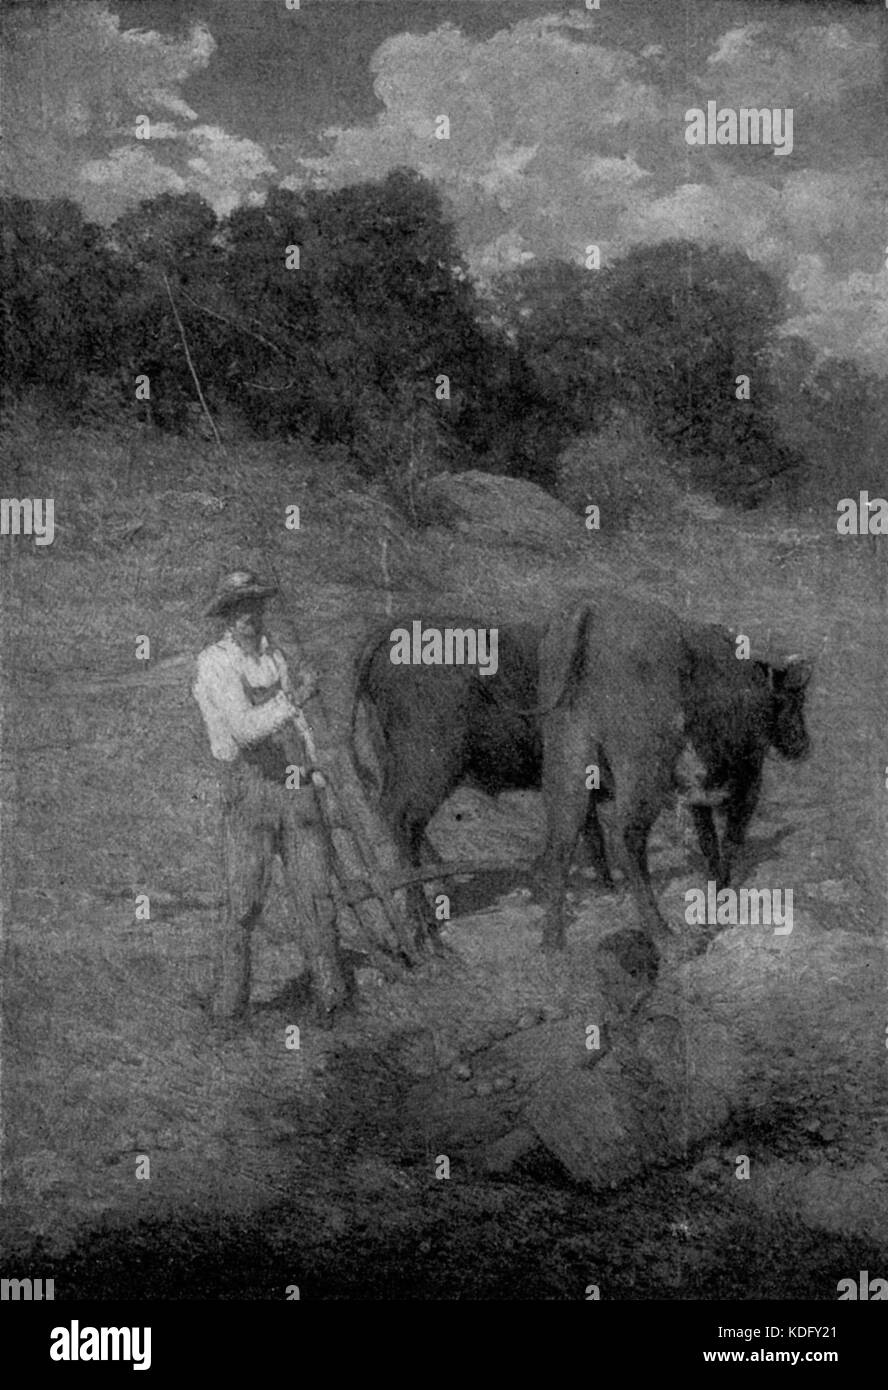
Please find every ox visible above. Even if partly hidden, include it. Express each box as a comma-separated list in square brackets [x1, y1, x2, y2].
[351, 616, 542, 947]
[538, 599, 812, 957]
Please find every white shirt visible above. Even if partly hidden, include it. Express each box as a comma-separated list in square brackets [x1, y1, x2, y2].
[192, 633, 318, 764]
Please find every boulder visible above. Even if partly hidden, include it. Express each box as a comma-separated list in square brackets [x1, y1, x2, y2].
[483, 1127, 539, 1175]
[525, 924, 883, 1187]
[420, 471, 582, 554]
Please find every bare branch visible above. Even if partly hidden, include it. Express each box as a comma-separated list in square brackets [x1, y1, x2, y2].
[161, 273, 222, 448]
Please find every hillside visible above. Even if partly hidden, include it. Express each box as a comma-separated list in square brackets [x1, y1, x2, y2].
[1, 410, 885, 1298]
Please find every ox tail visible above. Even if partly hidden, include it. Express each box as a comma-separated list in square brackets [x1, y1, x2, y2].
[349, 628, 388, 797]
[481, 606, 594, 720]
[537, 602, 594, 715]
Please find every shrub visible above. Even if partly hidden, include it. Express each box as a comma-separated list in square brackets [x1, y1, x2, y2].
[554, 407, 686, 532]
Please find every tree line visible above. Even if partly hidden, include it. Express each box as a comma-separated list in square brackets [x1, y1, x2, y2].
[1, 168, 881, 509]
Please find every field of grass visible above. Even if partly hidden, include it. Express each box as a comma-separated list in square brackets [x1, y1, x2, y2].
[1, 406, 885, 1297]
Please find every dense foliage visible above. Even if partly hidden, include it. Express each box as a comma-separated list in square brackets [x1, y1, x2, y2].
[1, 170, 880, 508]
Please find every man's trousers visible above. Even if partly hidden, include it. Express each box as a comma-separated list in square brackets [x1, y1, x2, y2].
[215, 758, 350, 1020]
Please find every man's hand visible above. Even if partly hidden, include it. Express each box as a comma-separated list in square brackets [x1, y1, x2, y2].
[292, 668, 319, 705]
[309, 745, 336, 777]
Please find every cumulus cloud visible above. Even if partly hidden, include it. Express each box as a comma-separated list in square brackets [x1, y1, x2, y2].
[1, 1, 273, 220]
[782, 257, 888, 378]
[2, 3, 214, 157]
[288, 12, 883, 278]
[779, 165, 888, 255]
[77, 125, 275, 222]
[700, 21, 881, 105]
[620, 176, 785, 264]
[707, 23, 767, 70]
[179, 126, 275, 217]
[280, 12, 883, 368]
[142, 121, 182, 142]
[580, 155, 651, 191]
[285, 15, 660, 187]
[282, 13, 667, 277]
[620, 161, 886, 274]
[78, 145, 185, 222]
[474, 143, 540, 200]
[473, 230, 536, 280]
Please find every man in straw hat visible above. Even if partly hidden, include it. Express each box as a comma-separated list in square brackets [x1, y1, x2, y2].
[192, 570, 351, 1024]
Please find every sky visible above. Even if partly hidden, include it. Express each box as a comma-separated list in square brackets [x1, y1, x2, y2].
[2, 0, 886, 373]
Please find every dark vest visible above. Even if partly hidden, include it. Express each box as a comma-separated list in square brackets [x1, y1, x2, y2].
[239, 676, 307, 783]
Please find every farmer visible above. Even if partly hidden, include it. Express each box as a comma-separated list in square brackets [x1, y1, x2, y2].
[192, 570, 351, 1024]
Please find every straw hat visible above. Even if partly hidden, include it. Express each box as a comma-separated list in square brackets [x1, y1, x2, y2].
[206, 570, 279, 617]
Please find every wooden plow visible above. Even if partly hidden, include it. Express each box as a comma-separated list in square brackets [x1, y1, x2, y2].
[287, 703, 518, 980]
[304, 734, 418, 977]
[278, 678, 433, 976]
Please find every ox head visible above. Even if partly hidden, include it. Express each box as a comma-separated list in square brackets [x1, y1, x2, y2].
[766, 654, 813, 760]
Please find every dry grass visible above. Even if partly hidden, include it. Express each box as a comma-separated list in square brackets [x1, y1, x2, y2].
[1, 407, 885, 1291]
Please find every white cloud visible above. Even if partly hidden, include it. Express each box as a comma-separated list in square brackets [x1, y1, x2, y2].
[143, 121, 182, 142]
[3, 4, 215, 148]
[78, 146, 185, 222]
[706, 24, 767, 70]
[76, 125, 274, 221]
[475, 143, 539, 199]
[619, 161, 886, 279]
[181, 127, 275, 217]
[780, 165, 887, 252]
[281, 14, 668, 278]
[579, 155, 651, 190]
[276, 13, 884, 370]
[473, 230, 536, 283]
[286, 13, 661, 197]
[620, 176, 784, 263]
[782, 256, 888, 378]
[700, 21, 881, 105]
[1, 2, 272, 222]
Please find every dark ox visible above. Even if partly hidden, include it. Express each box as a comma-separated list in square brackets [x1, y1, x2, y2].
[350, 617, 543, 945]
[538, 598, 813, 956]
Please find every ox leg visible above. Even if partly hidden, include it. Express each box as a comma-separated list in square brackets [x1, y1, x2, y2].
[720, 771, 763, 886]
[539, 818, 583, 952]
[620, 810, 670, 943]
[582, 798, 615, 888]
[400, 810, 446, 956]
[539, 712, 589, 952]
[602, 745, 678, 950]
[690, 805, 723, 885]
[380, 765, 448, 957]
